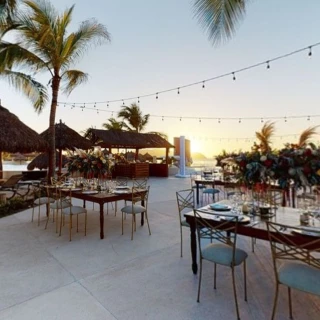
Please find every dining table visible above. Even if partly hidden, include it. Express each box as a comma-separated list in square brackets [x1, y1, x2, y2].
[63, 188, 146, 239]
[184, 202, 320, 274]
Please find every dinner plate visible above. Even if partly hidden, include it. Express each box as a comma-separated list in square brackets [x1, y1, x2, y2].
[209, 203, 232, 211]
[220, 215, 250, 223]
[82, 190, 99, 195]
[114, 190, 130, 194]
[291, 226, 320, 237]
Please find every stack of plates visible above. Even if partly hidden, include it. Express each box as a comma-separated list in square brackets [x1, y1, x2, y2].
[209, 203, 231, 211]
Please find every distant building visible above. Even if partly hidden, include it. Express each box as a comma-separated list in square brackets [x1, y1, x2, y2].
[174, 137, 192, 164]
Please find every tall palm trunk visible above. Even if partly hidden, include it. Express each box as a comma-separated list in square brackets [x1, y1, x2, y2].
[48, 75, 60, 182]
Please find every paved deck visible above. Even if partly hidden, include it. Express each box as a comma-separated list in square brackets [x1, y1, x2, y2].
[0, 177, 319, 319]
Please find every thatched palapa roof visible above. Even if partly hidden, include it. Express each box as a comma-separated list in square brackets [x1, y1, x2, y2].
[27, 152, 69, 170]
[89, 129, 174, 149]
[0, 105, 47, 153]
[40, 121, 92, 150]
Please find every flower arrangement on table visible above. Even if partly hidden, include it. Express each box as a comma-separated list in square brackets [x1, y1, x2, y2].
[66, 148, 114, 178]
[218, 122, 320, 189]
[233, 148, 320, 189]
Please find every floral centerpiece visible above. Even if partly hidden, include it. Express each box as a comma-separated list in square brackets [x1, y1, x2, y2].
[66, 148, 114, 178]
[220, 123, 320, 189]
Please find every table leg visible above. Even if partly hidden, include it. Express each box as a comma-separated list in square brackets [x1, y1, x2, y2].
[196, 183, 200, 205]
[100, 203, 104, 239]
[141, 199, 145, 225]
[190, 221, 198, 274]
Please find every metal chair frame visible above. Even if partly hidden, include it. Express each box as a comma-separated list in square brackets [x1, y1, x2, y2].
[266, 221, 320, 320]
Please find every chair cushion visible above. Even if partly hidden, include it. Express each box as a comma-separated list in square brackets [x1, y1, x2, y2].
[62, 206, 87, 215]
[202, 243, 248, 266]
[50, 200, 71, 209]
[203, 188, 220, 194]
[278, 261, 320, 296]
[121, 204, 146, 214]
[34, 197, 55, 205]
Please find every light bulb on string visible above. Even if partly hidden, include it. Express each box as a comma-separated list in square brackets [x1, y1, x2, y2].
[122, 100, 125, 106]
[162, 116, 164, 121]
[97, 110, 99, 114]
[202, 81, 205, 89]
[307, 115, 310, 121]
[179, 117, 182, 121]
[64, 104, 66, 108]
[107, 102, 109, 107]
[199, 118, 201, 123]
[232, 72, 236, 81]
[309, 46, 312, 57]
[238, 118, 241, 123]
[266, 61, 270, 69]
[284, 116, 287, 123]
[138, 97, 140, 103]
[156, 93, 158, 99]
[177, 87, 180, 94]
[218, 118, 221, 124]
[94, 102, 96, 108]
[261, 118, 264, 123]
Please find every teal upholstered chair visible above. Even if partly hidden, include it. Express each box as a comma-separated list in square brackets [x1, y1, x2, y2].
[120, 186, 151, 240]
[266, 221, 320, 320]
[202, 187, 220, 204]
[176, 189, 194, 257]
[194, 209, 248, 320]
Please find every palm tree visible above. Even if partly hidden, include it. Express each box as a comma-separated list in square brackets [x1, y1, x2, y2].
[255, 121, 275, 153]
[118, 103, 150, 132]
[0, 0, 111, 180]
[193, 0, 248, 46]
[102, 117, 124, 130]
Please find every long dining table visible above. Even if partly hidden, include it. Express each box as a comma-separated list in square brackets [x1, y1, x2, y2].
[184, 204, 320, 274]
[67, 189, 146, 239]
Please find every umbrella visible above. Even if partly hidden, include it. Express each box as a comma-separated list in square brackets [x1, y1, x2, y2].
[40, 120, 92, 174]
[27, 152, 69, 170]
[0, 105, 47, 178]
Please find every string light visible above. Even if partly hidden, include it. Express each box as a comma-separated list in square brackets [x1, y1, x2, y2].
[218, 118, 221, 124]
[202, 81, 205, 89]
[238, 118, 241, 123]
[307, 115, 310, 121]
[94, 102, 96, 108]
[59, 41, 320, 107]
[156, 93, 158, 99]
[261, 118, 264, 123]
[284, 116, 287, 122]
[266, 61, 270, 69]
[162, 116, 164, 121]
[199, 118, 201, 123]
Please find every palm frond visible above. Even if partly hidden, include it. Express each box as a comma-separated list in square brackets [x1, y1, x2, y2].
[102, 118, 124, 130]
[60, 18, 110, 70]
[60, 69, 88, 95]
[297, 126, 319, 148]
[0, 69, 48, 111]
[255, 121, 275, 152]
[193, 0, 247, 46]
[0, 0, 17, 26]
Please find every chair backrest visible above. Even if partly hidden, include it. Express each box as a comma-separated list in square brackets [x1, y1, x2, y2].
[194, 209, 239, 261]
[133, 177, 148, 189]
[116, 176, 129, 186]
[1, 174, 23, 188]
[131, 186, 150, 209]
[266, 221, 320, 276]
[176, 189, 194, 217]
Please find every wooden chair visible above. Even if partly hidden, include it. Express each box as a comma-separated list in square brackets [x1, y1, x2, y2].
[266, 221, 320, 320]
[194, 209, 248, 320]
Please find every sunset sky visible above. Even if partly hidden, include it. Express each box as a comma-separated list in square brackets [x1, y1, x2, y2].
[2, 0, 320, 157]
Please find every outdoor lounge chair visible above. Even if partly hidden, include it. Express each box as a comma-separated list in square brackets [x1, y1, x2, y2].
[0, 174, 24, 200]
